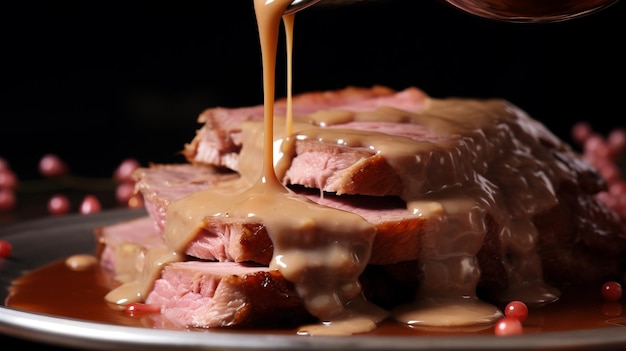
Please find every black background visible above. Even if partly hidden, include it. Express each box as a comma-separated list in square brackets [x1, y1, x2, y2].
[1, 0, 625, 180]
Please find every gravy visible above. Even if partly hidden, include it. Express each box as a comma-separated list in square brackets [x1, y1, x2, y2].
[6, 258, 626, 336]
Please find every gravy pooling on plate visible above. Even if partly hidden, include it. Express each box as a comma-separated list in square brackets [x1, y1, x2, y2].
[5, 257, 626, 335]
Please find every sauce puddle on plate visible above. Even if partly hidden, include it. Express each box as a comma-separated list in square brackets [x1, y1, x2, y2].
[5, 257, 626, 336]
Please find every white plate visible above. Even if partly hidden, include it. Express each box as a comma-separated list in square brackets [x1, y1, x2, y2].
[1, 209, 626, 350]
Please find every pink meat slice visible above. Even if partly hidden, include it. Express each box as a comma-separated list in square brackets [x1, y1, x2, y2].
[94, 221, 314, 329]
[282, 120, 455, 197]
[145, 261, 312, 329]
[131, 163, 430, 265]
[132, 163, 238, 232]
[95, 215, 163, 272]
[182, 85, 428, 171]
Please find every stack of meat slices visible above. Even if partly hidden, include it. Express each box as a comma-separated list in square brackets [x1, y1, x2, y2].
[95, 86, 626, 330]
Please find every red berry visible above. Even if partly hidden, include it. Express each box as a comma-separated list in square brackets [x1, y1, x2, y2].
[601, 281, 623, 302]
[115, 182, 135, 205]
[571, 122, 592, 144]
[0, 189, 16, 212]
[0, 157, 9, 171]
[0, 240, 12, 258]
[39, 154, 68, 177]
[0, 169, 17, 189]
[48, 194, 71, 215]
[80, 195, 102, 215]
[607, 128, 626, 155]
[504, 300, 528, 322]
[494, 317, 523, 336]
[114, 158, 140, 183]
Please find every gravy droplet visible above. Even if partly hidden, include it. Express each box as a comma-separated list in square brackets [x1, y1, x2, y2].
[297, 297, 389, 336]
[393, 297, 503, 328]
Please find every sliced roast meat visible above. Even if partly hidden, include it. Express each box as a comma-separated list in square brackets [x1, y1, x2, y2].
[136, 87, 626, 287]
[185, 190, 431, 265]
[95, 222, 315, 329]
[95, 85, 626, 330]
[95, 215, 163, 274]
[94, 213, 424, 328]
[145, 261, 314, 329]
[280, 120, 459, 197]
[132, 163, 238, 231]
[182, 86, 428, 171]
[129, 159, 626, 293]
[132, 164, 431, 265]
